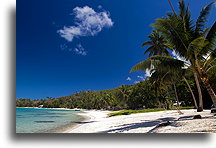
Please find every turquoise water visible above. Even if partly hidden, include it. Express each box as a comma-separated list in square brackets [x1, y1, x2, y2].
[16, 108, 84, 133]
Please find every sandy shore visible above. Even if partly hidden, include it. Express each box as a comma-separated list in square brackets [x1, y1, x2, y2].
[66, 109, 215, 133]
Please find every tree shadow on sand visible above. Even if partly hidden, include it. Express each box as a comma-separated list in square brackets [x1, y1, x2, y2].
[99, 117, 176, 133]
[73, 121, 95, 124]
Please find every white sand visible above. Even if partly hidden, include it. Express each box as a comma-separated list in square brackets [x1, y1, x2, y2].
[66, 109, 215, 133]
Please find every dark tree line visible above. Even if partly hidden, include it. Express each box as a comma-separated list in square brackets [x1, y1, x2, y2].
[16, 72, 214, 110]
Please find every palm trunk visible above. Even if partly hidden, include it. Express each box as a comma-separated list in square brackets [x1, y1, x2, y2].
[199, 69, 216, 106]
[166, 85, 171, 109]
[155, 87, 162, 108]
[166, 85, 171, 98]
[173, 83, 183, 114]
[193, 72, 203, 111]
[173, 83, 180, 108]
[183, 77, 198, 108]
[202, 78, 216, 106]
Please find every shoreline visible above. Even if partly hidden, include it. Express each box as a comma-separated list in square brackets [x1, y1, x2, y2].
[16, 107, 82, 111]
[48, 112, 88, 133]
[62, 110, 94, 133]
[16, 107, 85, 133]
[65, 110, 112, 133]
[16, 107, 215, 133]
[66, 109, 215, 133]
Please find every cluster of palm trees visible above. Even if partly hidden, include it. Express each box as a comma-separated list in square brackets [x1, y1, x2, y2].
[131, 0, 216, 112]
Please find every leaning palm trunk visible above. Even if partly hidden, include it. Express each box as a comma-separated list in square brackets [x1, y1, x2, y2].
[173, 83, 183, 114]
[202, 80, 216, 105]
[173, 83, 180, 107]
[193, 72, 203, 111]
[183, 77, 198, 108]
[199, 70, 216, 105]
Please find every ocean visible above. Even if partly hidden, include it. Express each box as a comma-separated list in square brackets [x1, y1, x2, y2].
[16, 107, 84, 133]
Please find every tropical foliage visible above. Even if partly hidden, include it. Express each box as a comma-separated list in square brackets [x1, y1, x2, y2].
[16, 77, 198, 110]
[131, 0, 216, 111]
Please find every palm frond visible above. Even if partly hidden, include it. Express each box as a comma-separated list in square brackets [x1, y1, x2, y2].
[195, 2, 214, 34]
[131, 55, 185, 74]
[142, 29, 171, 57]
[203, 21, 216, 55]
[130, 59, 153, 73]
[195, 22, 216, 58]
[210, 48, 216, 59]
[152, 16, 189, 58]
[187, 36, 209, 59]
[179, 0, 193, 34]
[203, 57, 216, 70]
[144, 46, 154, 56]
[206, 65, 216, 73]
[206, 21, 216, 47]
[141, 41, 153, 47]
[150, 55, 185, 69]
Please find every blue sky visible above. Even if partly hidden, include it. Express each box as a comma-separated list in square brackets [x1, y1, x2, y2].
[17, 0, 215, 99]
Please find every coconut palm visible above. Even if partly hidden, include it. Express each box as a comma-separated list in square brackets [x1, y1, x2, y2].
[119, 85, 130, 108]
[130, 55, 198, 110]
[150, 70, 180, 110]
[151, 68, 198, 109]
[142, 30, 171, 57]
[151, 0, 216, 110]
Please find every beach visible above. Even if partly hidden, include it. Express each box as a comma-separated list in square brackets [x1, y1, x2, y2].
[66, 109, 216, 133]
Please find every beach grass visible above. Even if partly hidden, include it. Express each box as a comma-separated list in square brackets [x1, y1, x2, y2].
[108, 106, 195, 117]
[108, 108, 166, 117]
[177, 106, 195, 110]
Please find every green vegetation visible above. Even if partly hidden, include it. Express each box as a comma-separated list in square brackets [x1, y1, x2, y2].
[16, 79, 198, 110]
[108, 106, 195, 117]
[178, 106, 195, 110]
[131, 0, 216, 111]
[108, 108, 166, 117]
[16, 0, 215, 112]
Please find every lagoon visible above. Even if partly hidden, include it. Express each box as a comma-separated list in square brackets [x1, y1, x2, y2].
[16, 107, 84, 133]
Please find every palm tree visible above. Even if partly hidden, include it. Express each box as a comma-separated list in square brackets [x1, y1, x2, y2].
[150, 74, 163, 108]
[152, 68, 198, 109]
[182, 76, 198, 109]
[130, 55, 197, 112]
[152, 0, 216, 110]
[142, 30, 171, 57]
[119, 85, 130, 108]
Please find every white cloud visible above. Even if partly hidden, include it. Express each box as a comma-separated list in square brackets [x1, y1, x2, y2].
[126, 77, 131, 81]
[57, 6, 114, 42]
[98, 5, 103, 9]
[60, 44, 68, 50]
[74, 44, 87, 56]
[145, 69, 152, 78]
[171, 51, 191, 68]
[172, 51, 185, 61]
[134, 81, 140, 84]
[58, 26, 82, 42]
[137, 75, 145, 81]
